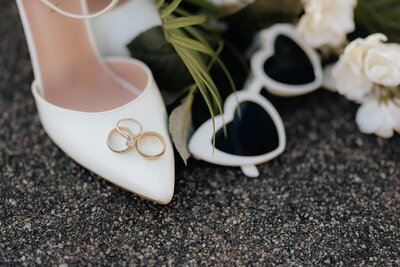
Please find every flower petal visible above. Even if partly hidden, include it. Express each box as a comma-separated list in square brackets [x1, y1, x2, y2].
[356, 99, 398, 138]
[365, 45, 400, 87]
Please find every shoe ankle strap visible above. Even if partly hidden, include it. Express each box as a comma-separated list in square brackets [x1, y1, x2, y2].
[39, 0, 119, 19]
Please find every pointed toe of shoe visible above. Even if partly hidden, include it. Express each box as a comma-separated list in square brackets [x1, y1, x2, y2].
[31, 58, 176, 204]
[130, 160, 175, 204]
[105, 151, 175, 205]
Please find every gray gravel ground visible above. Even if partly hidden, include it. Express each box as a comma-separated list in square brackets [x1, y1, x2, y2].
[1, 1, 400, 266]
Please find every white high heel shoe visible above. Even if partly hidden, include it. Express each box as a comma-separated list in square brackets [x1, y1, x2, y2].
[16, 0, 175, 204]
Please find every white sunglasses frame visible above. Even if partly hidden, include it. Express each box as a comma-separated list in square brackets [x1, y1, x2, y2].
[189, 86, 286, 178]
[251, 24, 323, 97]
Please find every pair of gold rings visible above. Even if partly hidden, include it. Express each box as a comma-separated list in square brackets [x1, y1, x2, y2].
[107, 118, 166, 159]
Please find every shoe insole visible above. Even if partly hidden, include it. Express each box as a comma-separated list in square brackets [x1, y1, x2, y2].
[21, 0, 143, 112]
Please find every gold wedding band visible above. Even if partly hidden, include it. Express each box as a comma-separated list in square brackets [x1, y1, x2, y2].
[107, 126, 135, 154]
[116, 118, 143, 140]
[108, 118, 167, 159]
[136, 131, 167, 159]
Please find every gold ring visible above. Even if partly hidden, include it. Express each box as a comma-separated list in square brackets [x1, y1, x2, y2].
[107, 126, 135, 154]
[136, 131, 167, 159]
[116, 118, 143, 140]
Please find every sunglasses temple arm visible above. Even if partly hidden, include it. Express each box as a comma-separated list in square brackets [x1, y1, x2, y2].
[244, 77, 264, 95]
[241, 165, 259, 178]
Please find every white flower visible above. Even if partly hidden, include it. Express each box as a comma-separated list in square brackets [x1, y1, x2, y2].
[322, 64, 337, 92]
[333, 34, 400, 138]
[365, 44, 400, 87]
[297, 0, 357, 48]
[332, 34, 388, 102]
[356, 99, 400, 138]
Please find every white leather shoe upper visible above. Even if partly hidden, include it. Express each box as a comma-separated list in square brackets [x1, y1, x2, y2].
[32, 58, 175, 204]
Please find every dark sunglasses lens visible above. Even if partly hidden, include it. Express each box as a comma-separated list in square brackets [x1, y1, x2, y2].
[215, 101, 279, 156]
[263, 34, 315, 85]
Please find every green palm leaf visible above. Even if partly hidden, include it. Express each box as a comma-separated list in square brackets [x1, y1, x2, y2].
[158, 0, 235, 143]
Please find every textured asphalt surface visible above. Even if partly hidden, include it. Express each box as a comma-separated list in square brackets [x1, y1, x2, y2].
[1, 1, 400, 266]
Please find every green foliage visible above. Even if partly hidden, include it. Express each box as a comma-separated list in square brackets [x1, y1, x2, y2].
[184, 0, 229, 17]
[355, 0, 400, 42]
[158, 0, 235, 144]
[168, 86, 196, 165]
[223, 0, 302, 51]
[127, 27, 193, 105]
[231, 0, 302, 28]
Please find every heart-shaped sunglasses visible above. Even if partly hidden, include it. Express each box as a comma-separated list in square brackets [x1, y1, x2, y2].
[189, 24, 323, 177]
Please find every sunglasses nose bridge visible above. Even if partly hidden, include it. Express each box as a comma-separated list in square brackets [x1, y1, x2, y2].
[243, 77, 264, 94]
